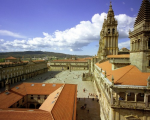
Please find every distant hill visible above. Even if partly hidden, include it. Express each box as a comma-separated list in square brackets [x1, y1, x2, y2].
[0, 51, 92, 59]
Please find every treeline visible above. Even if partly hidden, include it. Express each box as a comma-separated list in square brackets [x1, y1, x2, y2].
[0, 51, 91, 59]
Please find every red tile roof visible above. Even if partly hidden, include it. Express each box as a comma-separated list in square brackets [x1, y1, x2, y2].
[0, 83, 77, 120]
[0, 109, 53, 120]
[96, 61, 150, 86]
[107, 54, 130, 58]
[52, 84, 77, 120]
[5, 56, 17, 60]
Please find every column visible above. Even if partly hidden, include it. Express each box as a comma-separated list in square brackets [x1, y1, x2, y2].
[135, 93, 138, 102]
[111, 91, 114, 105]
[144, 94, 148, 107]
[116, 93, 119, 105]
[131, 43, 133, 51]
[147, 41, 149, 49]
[109, 108, 115, 120]
[125, 93, 128, 101]
[116, 111, 119, 120]
[143, 116, 146, 120]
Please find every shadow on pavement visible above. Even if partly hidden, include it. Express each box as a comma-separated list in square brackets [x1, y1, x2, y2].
[76, 98, 100, 120]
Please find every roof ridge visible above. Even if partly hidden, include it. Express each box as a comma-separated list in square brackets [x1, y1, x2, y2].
[115, 66, 135, 84]
[9, 90, 25, 97]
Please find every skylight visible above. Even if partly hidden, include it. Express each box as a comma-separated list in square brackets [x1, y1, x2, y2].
[5, 92, 10, 95]
[53, 84, 56, 87]
[16, 87, 19, 89]
[51, 101, 55, 104]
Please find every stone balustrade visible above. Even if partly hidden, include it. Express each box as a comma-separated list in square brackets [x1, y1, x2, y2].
[129, 26, 150, 37]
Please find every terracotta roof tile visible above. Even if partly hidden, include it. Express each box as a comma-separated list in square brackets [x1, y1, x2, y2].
[0, 83, 77, 120]
[5, 56, 16, 60]
[39, 85, 64, 112]
[0, 109, 53, 120]
[96, 61, 150, 86]
[0, 91, 22, 108]
[24, 83, 63, 95]
[52, 84, 77, 120]
[107, 54, 130, 58]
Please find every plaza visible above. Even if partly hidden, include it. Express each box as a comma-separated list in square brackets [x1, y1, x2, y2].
[0, 70, 100, 120]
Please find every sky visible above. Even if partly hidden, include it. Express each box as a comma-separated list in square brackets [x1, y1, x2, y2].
[0, 0, 143, 55]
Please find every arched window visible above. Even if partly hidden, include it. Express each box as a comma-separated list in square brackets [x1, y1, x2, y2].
[108, 29, 110, 34]
[112, 28, 115, 34]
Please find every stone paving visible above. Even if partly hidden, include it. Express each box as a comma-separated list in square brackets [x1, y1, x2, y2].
[0, 70, 100, 120]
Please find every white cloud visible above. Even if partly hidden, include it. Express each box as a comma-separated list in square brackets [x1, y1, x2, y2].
[118, 40, 130, 49]
[0, 13, 135, 52]
[0, 30, 26, 38]
[0, 39, 4, 42]
[131, 8, 134, 11]
[123, 2, 125, 4]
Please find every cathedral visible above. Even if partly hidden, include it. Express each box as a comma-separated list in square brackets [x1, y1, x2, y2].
[97, 2, 118, 60]
[91, 0, 150, 119]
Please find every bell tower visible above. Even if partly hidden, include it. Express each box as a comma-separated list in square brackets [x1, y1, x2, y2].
[129, 0, 150, 72]
[97, 2, 119, 60]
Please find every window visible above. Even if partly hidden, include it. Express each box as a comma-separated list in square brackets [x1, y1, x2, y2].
[140, 93, 144, 97]
[108, 29, 110, 34]
[127, 93, 131, 96]
[148, 38, 150, 49]
[31, 95, 33, 99]
[22, 98, 24, 102]
[44, 95, 47, 100]
[38, 95, 40, 100]
[17, 101, 19, 107]
[112, 28, 115, 34]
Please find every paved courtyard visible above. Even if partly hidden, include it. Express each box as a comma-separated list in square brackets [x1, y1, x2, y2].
[0, 70, 100, 120]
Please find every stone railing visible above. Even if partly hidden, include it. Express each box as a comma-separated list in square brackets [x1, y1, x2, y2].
[112, 100, 150, 110]
[129, 26, 150, 37]
[109, 59, 130, 64]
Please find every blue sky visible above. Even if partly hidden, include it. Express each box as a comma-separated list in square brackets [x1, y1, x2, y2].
[0, 0, 142, 55]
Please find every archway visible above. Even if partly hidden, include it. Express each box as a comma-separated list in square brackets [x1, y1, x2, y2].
[36, 104, 41, 109]
[29, 104, 35, 109]
[67, 67, 69, 70]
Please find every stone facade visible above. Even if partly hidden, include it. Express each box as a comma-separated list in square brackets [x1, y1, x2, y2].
[129, 0, 150, 72]
[0, 57, 48, 88]
[90, 0, 150, 120]
[97, 2, 118, 59]
[93, 64, 150, 120]
[50, 57, 91, 71]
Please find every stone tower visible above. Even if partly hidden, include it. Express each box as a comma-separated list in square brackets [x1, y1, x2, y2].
[129, 0, 150, 72]
[97, 2, 119, 60]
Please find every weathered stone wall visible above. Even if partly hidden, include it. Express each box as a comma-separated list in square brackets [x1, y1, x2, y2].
[130, 52, 150, 72]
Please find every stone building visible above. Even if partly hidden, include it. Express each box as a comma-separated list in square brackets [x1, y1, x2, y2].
[0, 56, 48, 88]
[50, 57, 91, 71]
[89, 0, 150, 120]
[0, 82, 77, 120]
[129, 0, 150, 72]
[97, 2, 119, 59]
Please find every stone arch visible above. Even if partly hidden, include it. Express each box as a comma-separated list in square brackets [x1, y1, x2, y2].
[29, 104, 35, 109]
[118, 92, 125, 100]
[108, 28, 110, 34]
[127, 92, 135, 101]
[112, 28, 115, 34]
[36, 104, 41, 109]
[137, 93, 144, 102]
